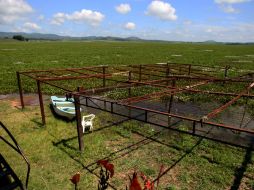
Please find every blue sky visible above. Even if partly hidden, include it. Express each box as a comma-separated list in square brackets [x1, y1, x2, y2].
[0, 0, 253, 42]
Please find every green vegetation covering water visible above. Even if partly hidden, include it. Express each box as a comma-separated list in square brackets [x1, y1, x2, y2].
[0, 40, 253, 93]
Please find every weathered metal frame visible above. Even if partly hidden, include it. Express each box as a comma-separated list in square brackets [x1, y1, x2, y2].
[0, 121, 30, 189]
[17, 63, 254, 151]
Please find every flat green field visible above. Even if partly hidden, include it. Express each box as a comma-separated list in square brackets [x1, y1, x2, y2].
[0, 41, 254, 190]
[0, 40, 254, 93]
[1, 99, 254, 190]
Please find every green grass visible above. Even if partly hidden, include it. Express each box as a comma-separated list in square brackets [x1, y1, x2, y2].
[0, 40, 254, 93]
[0, 99, 253, 189]
[104, 86, 161, 100]
[1, 40, 254, 189]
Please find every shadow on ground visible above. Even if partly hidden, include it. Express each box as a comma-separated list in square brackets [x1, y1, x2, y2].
[52, 116, 253, 189]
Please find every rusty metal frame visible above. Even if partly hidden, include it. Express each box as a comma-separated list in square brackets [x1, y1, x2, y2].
[202, 82, 254, 120]
[17, 63, 254, 151]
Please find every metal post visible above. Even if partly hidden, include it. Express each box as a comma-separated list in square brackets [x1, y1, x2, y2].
[168, 63, 171, 76]
[192, 121, 196, 134]
[77, 86, 84, 92]
[110, 102, 113, 113]
[168, 79, 176, 126]
[172, 79, 176, 87]
[128, 71, 132, 97]
[168, 94, 174, 126]
[188, 64, 192, 75]
[128, 107, 132, 118]
[74, 94, 84, 151]
[166, 67, 170, 86]
[104, 99, 107, 110]
[101, 66, 107, 108]
[139, 65, 142, 81]
[102, 66, 106, 87]
[85, 97, 88, 106]
[223, 65, 229, 85]
[200, 119, 204, 128]
[36, 80, 45, 125]
[239, 91, 249, 128]
[128, 71, 132, 118]
[166, 67, 169, 77]
[224, 65, 229, 80]
[16, 72, 25, 109]
[145, 110, 148, 122]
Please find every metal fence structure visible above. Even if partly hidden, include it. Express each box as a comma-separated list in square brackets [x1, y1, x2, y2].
[17, 63, 254, 151]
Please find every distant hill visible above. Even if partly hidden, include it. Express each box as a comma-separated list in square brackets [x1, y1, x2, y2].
[0, 32, 65, 40]
[0, 32, 253, 44]
[0, 32, 183, 42]
[0, 32, 144, 41]
[202, 40, 220, 44]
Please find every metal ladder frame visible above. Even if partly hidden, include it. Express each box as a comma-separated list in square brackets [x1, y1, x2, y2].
[0, 121, 30, 190]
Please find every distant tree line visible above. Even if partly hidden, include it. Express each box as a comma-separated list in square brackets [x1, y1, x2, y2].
[13, 35, 29, 41]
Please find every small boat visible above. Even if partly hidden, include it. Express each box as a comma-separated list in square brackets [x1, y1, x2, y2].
[51, 96, 81, 120]
[50, 96, 74, 104]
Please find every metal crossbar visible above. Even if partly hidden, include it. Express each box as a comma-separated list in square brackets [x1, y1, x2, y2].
[16, 63, 254, 151]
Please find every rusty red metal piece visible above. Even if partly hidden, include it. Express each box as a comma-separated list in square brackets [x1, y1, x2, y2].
[17, 64, 254, 151]
[202, 82, 254, 121]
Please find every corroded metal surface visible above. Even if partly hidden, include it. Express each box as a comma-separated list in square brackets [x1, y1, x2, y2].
[17, 63, 254, 151]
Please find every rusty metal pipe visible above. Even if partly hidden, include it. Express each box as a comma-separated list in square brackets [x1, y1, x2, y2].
[16, 71, 25, 109]
[202, 82, 254, 120]
[36, 80, 45, 125]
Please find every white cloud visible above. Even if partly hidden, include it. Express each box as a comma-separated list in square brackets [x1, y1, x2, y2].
[51, 13, 65, 25]
[124, 22, 136, 30]
[215, 0, 250, 4]
[0, 0, 33, 24]
[146, 1, 177, 21]
[67, 9, 105, 26]
[51, 9, 105, 26]
[215, 0, 250, 13]
[220, 5, 239, 13]
[23, 22, 41, 31]
[12, 22, 41, 32]
[135, 22, 254, 42]
[115, 3, 131, 14]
